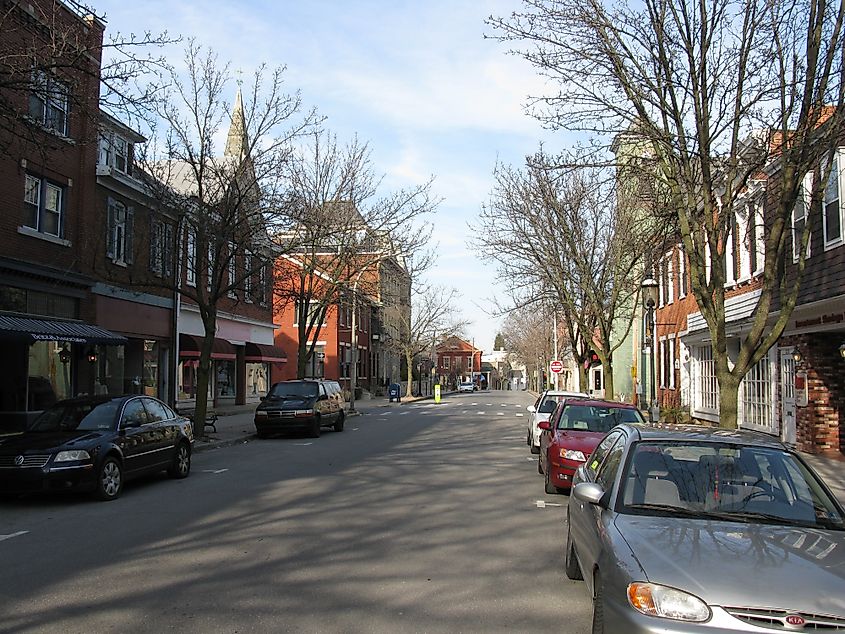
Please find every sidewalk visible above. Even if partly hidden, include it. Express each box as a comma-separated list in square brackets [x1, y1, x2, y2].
[192, 393, 436, 453]
[801, 452, 845, 505]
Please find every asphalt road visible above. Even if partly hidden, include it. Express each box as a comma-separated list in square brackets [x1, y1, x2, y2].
[0, 390, 592, 633]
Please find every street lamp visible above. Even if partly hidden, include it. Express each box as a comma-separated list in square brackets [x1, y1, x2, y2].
[641, 275, 659, 422]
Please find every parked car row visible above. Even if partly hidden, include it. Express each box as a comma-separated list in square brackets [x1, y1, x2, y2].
[524, 391, 845, 632]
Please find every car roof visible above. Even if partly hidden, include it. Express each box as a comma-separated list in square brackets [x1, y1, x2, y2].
[542, 390, 588, 397]
[561, 398, 638, 409]
[625, 423, 789, 449]
[53, 395, 134, 406]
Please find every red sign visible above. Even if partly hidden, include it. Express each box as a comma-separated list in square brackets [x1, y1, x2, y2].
[550, 360, 564, 374]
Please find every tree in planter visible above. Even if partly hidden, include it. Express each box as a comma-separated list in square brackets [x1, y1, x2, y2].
[273, 129, 437, 380]
[475, 157, 644, 398]
[121, 42, 316, 437]
[489, 0, 845, 427]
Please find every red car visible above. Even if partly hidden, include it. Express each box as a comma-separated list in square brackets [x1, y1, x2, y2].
[538, 399, 645, 494]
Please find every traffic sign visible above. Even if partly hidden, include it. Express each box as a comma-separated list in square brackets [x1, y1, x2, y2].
[550, 360, 564, 374]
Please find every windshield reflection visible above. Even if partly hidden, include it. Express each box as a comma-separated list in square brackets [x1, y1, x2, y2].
[29, 401, 120, 432]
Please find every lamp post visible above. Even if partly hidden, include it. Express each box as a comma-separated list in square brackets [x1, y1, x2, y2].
[641, 276, 659, 422]
[349, 269, 367, 414]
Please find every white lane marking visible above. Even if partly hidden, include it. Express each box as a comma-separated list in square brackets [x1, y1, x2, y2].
[202, 469, 229, 474]
[501, 404, 509, 407]
[477, 411, 486, 415]
[497, 412, 504, 416]
[471, 402, 478, 406]
[535, 500, 562, 508]
[353, 428, 360, 431]
[0, 531, 28, 542]
[399, 412, 409, 416]
[294, 443, 313, 447]
[515, 413, 524, 417]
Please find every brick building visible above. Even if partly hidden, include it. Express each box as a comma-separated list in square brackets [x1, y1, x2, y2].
[435, 336, 482, 389]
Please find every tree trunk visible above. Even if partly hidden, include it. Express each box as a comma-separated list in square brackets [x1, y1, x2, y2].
[193, 331, 215, 441]
[603, 363, 614, 401]
[296, 324, 308, 379]
[578, 364, 588, 393]
[405, 350, 414, 398]
[717, 372, 741, 429]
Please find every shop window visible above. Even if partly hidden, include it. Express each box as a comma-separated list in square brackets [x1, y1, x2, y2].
[142, 340, 158, 397]
[216, 360, 236, 398]
[246, 362, 269, 398]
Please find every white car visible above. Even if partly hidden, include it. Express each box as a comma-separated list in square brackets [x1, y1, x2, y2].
[526, 390, 588, 454]
[458, 382, 475, 393]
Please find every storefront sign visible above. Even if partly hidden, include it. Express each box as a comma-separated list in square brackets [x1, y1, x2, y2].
[795, 371, 808, 407]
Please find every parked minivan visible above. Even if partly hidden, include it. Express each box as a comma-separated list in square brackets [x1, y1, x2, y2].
[254, 379, 346, 438]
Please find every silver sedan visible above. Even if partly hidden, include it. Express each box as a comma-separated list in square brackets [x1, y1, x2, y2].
[566, 424, 845, 633]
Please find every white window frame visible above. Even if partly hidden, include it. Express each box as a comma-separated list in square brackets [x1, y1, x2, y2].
[752, 198, 765, 276]
[29, 70, 68, 136]
[227, 241, 237, 298]
[734, 205, 752, 283]
[823, 149, 845, 250]
[108, 198, 128, 265]
[665, 252, 674, 304]
[258, 264, 268, 306]
[692, 344, 719, 418]
[792, 172, 813, 263]
[98, 132, 129, 173]
[678, 244, 687, 299]
[186, 229, 196, 287]
[243, 253, 252, 302]
[443, 356, 450, 370]
[24, 174, 63, 237]
[739, 349, 776, 434]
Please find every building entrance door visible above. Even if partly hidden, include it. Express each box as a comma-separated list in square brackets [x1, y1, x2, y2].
[780, 348, 797, 446]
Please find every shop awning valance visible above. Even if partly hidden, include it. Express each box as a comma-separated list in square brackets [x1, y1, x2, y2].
[179, 334, 237, 360]
[0, 315, 127, 344]
[244, 342, 287, 363]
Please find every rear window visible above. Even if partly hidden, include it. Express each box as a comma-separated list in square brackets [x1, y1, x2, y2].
[556, 404, 644, 432]
[268, 382, 319, 398]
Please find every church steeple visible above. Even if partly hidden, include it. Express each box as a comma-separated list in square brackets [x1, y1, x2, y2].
[224, 89, 249, 159]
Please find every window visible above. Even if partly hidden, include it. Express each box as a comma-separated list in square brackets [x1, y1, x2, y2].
[694, 345, 719, 414]
[243, 252, 252, 301]
[98, 132, 129, 173]
[258, 264, 268, 305]
[106, 198, 133, 264]
[29, 70, 68, 136]
[823, 151, 843, 248]
[793, 172, 813, 263]
[207, 244, 214, 291]
[227, 242, 237, 298]
[186, 229, 196, 286]
[443, 356, 450, 370]
[678, 245, 688, 298]
[24, 174, 63, 237]
[658, 259, 666, 306]
[660, 337, 675, 389]
[595, 437, 625, 490]
[665, 252, 674, 304]
[586, 430, 623, 476]
[150, 219, 173, 277]
[741, 353, 773, 431]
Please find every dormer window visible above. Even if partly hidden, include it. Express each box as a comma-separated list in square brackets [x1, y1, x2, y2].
[29, 70, 68, 136]
[99, 131, 130, 174]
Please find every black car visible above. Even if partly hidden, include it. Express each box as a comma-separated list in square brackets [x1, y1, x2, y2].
[0, 395, 193, 501]
[254, 379, 346, 438]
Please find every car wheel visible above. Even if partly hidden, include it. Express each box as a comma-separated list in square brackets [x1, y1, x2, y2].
[334, 412, 345, 432]
[592, 571, 605, 634]
[168, 441, 191, 479]
[309, 416, 321, 438]
[530, 442, 540, 455]
[256, 430, 270, 439]
[544, 466, 559, 494]
[565, 519, 583, 580]
[96, 456, 123, 501]
[537, 456, 544, 474]
[526, 430, 531, 446]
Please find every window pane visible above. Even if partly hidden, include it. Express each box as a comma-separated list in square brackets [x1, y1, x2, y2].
[24, 175, 40, 205]
[45, 184, 61, 212]
[825, 156, 841, 242]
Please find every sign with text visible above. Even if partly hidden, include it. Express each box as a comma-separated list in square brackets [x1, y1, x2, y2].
[550, 360, 564, 374]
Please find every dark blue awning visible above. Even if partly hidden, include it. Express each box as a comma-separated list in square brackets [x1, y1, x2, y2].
[0, 315, 127, 344]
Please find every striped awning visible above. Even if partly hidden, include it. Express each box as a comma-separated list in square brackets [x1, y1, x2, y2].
[0, 314, 127, 344]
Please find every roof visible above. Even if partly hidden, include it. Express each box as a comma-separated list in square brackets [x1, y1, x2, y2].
[630, 423, 788, 448]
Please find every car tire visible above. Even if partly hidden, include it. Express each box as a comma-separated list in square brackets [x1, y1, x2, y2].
[256, 430, 270, 439]
[526, 430, 531, 446]
[565, 520, 583, 580]
[168, 441, 191, 479]
[544, 466, 559, 495]
[592, 571, 605, 634]
[334, 412, 345, 433]
[537, 456, 543, 474]
[309, 416, 321, 438]
[530, 443, 540, 455]
[96, 456, 123, 501]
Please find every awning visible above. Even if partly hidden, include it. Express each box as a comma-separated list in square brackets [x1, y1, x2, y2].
[244, 342, 287, 363]
[179, 334, 237, 360]
[0, 314, 127, 344]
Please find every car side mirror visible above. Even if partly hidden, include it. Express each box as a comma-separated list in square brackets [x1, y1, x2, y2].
[318, 394, 328, 401]
[573, 482, 606, 506]
[122, 420, 141, 429]
[538, 421, 552, 431]
[527, 405, 535, 413]
[260, 396, 266, 402]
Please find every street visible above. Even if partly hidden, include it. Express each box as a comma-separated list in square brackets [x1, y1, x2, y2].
[0, 390, 591, 633]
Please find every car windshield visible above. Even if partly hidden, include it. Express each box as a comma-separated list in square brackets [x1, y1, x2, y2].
[28, 401, 121, 432]
[268, 382, 318, 399]
[557, 404, 644, 432]
[619, 441, 845, 531]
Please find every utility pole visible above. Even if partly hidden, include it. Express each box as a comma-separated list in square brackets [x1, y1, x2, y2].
[552, 311, 559, 390]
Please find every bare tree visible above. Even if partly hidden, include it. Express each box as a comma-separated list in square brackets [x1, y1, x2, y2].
[0, 0, 174, 159]
[474, 156, 644, 398]
[500, 303, 554, 392]
[122, 42, 317, 436]
[274, 128, 438, 379]
[490, 0, 845, 427]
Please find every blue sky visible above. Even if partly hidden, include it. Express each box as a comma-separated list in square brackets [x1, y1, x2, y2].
[96, 0, 562, 353]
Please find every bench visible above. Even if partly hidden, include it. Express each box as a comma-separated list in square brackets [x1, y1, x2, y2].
[178, 409, 218, 433]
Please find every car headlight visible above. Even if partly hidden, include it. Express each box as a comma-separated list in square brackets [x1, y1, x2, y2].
[294, 409, 315, 417]
[628, 583, 711, 622]
[54, 450, 91, 462]
[255, 410, 268, 418]
[562, 449, 587, 461]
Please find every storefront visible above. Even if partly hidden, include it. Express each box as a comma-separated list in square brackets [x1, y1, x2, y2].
[0, 314, 126, 431]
